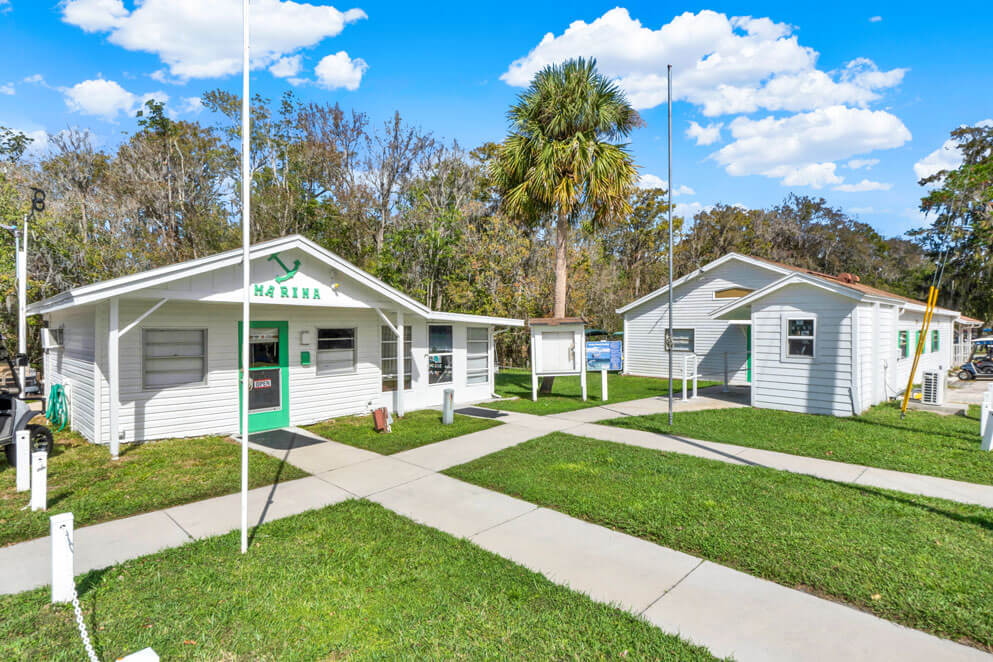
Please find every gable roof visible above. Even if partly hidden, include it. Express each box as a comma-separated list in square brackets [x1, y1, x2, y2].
[27, 234, 524, 327]
[615, 253, 793, 314]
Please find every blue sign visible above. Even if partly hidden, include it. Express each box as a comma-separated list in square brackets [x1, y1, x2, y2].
[587, 340, 623, 371]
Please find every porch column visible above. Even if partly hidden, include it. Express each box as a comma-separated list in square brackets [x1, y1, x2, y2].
[108, 297, 120, 460]
[396, 312, 405, 417]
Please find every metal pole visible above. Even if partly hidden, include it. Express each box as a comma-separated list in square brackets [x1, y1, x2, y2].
[667, 64, 673, 426]
[17, 216, 26, 393]
[240, 0, 251, 555]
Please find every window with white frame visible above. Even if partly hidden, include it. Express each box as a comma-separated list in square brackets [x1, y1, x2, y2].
[667, 328, 695, 352]
[428, 325, 453, 385]
[381, 325, 412, 391]
[466, 327, 489, 385]
[142, 328, 207, 389]
[898, 330, 909, 359]
[316, 328, 356, 375]
[785, 318, 815, 357]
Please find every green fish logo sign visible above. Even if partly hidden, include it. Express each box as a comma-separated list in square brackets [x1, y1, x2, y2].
[268, 253, 300, 283]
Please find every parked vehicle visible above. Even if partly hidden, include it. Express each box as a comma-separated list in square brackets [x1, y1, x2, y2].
[0, 340, 51, 467]
[956, 338, 993, 381]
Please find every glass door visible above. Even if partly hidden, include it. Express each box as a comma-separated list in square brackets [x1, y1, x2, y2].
[238, 321, 289, 432]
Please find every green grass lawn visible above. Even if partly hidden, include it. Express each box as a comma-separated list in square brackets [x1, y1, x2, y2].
[0, 501, 721, 661]
[481, 368, 720, 415]
[604, 402, 993, 485]
[304, 409, 502, 455]
[0, 431, 306, 548]
[445, 432, 993, 650]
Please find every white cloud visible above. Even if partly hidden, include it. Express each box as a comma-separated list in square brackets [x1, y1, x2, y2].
[180, 96, 203, 114]
[833, 179, 892, 192]
[675, 201, 707, 217]
[849, 206, 875, 214]
[913, 120, 993, 181]
[636, 174, 693, 196]
[270, 54, 303, 78]
[686, 121, 722, 146]
[23, 74, 45, 84]
[0, 83, 13, 96]
[501, 9, 905, 116]
[712, 106, 910, 187]
[61, 0, 367, 80]
[869, 16, 882, 23]
[63, 79, 168, 120]
[846, 158, 878, 169]
[314, 51, 367, 90]
[0, 0, 11, 13]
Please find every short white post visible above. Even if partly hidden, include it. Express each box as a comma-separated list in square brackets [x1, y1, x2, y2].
[50, 512, 74, 604]
[682, 355, 688, 402]
[601, 368, 608, 402]
[722, 352, 729, 393]
[982, 390, 992, 439]
[15, 429, 30, 492]
[31, 451, 47, 511]
[982, 410, 993, 452]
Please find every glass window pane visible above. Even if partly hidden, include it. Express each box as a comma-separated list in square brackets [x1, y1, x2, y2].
[671, 329, 694, 352]
[467, 355, 488, 372]
[429, 354, 453, 384]
[466, 372, 487, 385]
[788, 338, 814, 357]
[467, 327, 488, 341]
[429, 325, 452, 353]
[788, 319, 814, 337]
[143, 329, 206, 389]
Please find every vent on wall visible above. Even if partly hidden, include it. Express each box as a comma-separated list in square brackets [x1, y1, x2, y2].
[714, 287, 755, 299]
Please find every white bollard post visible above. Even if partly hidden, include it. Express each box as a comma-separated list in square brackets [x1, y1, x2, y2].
[15, 429, 30, 492]
[682, 355, 688, 402]
[31, 451, 47, 511]
[601, 368, 608, 402]
[50, 512, 74, 604]
[982, 390, 992, 439]
[982, 411, 993, 452]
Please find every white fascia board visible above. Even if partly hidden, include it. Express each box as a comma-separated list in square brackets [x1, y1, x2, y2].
[428, 311, 525, 327]
[27, 234, 433, 318]
[615, 253, 793, 314]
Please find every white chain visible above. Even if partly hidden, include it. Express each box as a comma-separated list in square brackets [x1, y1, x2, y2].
[61, 525, 100, 662]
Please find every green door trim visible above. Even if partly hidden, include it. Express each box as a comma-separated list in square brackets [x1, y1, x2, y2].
[237, 320, 290, 433]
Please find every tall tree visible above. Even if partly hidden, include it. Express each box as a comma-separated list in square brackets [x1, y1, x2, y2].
[911, 124, 993, 321]
[492, 58, 639, 318]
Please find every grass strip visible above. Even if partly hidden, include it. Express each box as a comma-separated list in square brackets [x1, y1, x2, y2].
[446, 432, 993, 650]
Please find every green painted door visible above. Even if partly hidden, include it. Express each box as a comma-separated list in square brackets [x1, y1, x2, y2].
[746, 326, 752, 383]
[238, 321, 290, 433]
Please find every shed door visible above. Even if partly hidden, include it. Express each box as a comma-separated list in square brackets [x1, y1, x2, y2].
[542, 331, 576, 373]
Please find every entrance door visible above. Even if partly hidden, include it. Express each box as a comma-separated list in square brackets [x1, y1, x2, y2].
[238, 321, 289, 433]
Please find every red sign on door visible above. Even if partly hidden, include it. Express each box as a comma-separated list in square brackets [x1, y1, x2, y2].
[253, 378, 272, 389]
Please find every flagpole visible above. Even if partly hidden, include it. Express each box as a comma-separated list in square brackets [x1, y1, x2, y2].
[667, 64, 673, 426]
[240, 0, 251, 554]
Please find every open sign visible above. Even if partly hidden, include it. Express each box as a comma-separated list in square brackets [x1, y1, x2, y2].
[252, 378, 272, 389]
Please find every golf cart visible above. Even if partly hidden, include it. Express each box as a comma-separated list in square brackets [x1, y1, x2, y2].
[957, 337, 993, 381]
[0, 339, 51, 467]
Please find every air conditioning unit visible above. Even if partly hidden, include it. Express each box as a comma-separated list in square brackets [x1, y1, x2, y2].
[921, 370, 944, 405]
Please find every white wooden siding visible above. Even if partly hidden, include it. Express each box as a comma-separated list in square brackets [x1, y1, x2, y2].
[623, 260, 783, 383]
[44, 307, 98, 442]
[891, 309, 955, 393]
[90, 299, 494, 444]
[751, 285, 857, 417]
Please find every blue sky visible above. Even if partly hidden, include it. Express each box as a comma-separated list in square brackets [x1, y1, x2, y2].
[1, 0, 990, 238]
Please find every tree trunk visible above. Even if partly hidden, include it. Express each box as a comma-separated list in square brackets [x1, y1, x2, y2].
[553, 209, 569, 318]
[541, 209, 570, 395]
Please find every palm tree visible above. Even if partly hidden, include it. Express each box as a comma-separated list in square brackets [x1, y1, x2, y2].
[493, 57, 639, 318]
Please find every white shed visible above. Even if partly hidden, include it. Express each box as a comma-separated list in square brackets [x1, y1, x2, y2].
[618, 253, 959, 417]
[30, 235, 523, 445]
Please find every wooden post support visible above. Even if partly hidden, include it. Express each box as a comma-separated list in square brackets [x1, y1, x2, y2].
[982, 389, 992, 441]
[31, 451, 47, 511]
[50, 512, 73, 604]
[15, 429, 29, 492]
[601, 368, 608, 402]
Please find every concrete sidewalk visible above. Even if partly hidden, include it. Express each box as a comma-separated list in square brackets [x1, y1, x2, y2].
[3, 413, 990, 661]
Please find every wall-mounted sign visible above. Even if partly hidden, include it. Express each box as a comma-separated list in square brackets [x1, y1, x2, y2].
[253, 252, 322, 300]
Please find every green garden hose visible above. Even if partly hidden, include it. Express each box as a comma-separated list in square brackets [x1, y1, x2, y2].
[45, 383, 69, 432]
